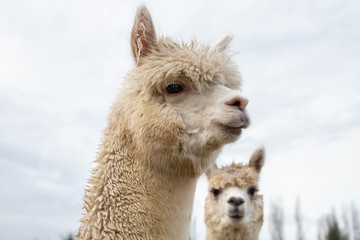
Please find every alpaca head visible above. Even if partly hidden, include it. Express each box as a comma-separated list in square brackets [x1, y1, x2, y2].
[205, 146, 265, 234]
[116, 6, 249, 176]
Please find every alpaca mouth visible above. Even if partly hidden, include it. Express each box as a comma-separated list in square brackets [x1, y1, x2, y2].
[219, 124, 243, 135]
[228, 207, 245, 221]
[212, 115, 250, 137]
[213, 121, 248, 138]
[228, 212, 245, 221]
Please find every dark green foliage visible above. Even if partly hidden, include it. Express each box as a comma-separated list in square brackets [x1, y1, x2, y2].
[318, 210, 348, 240]
[325, 220, 347, 240]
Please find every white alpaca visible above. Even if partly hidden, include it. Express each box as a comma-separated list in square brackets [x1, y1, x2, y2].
[205, 147, 265, 240]
[77, 5, 249, 240]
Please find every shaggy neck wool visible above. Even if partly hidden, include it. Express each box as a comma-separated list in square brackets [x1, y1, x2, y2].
[77, 102, 217, 240]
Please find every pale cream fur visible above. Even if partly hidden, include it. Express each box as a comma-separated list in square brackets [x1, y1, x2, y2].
[78, 5, 249, 240]
[205, 147, 265, 240]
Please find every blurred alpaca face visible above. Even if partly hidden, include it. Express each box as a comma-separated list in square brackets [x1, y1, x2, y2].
[206, 185, 259, 229]
[204, 148, 265, 237]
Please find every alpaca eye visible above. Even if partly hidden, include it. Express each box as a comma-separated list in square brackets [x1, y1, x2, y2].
[210, 188, 221, 197]
[247, 186, 258, 197]
[166, 83, 184, 95]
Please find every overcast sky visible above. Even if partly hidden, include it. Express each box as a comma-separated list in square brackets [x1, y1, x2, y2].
[0, 0, 359, 239]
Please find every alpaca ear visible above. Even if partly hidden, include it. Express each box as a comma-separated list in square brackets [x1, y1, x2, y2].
[205, 163, 218, 178]
[212, 35, 233, 52]
[249, 146, 265, 173]
[131, 5, 157, 65]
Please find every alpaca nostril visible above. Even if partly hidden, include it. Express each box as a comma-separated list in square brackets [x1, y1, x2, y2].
[231, 99, 241, 107]
[226, 96, 248, 111]
[228, 197, 245, 207]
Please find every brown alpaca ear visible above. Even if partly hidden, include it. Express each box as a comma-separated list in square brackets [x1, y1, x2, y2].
[249, 145, 265, 173]
[131, 5, 157, 65]
[205, 163, 218, 178]
[213, 35, 233, 52]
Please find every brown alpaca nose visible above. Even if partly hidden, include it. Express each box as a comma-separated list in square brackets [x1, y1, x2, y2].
[226, 96, 248, 111]
[228, 197, 245, 207]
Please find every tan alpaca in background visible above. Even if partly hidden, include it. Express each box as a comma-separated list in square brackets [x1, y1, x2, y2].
[77, 5, 250, 240]
[205, 146, 265, 240]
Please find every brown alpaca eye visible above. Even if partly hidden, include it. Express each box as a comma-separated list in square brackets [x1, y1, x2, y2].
[210, 188, 221, 197]
[247, 187, 258, 197]
[166, 83, 184, 95]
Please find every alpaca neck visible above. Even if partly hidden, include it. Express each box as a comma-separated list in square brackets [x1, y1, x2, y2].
[151, 172, 198, 239]
[206, 224, 261, 240]
[79, 139, 202, 240]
